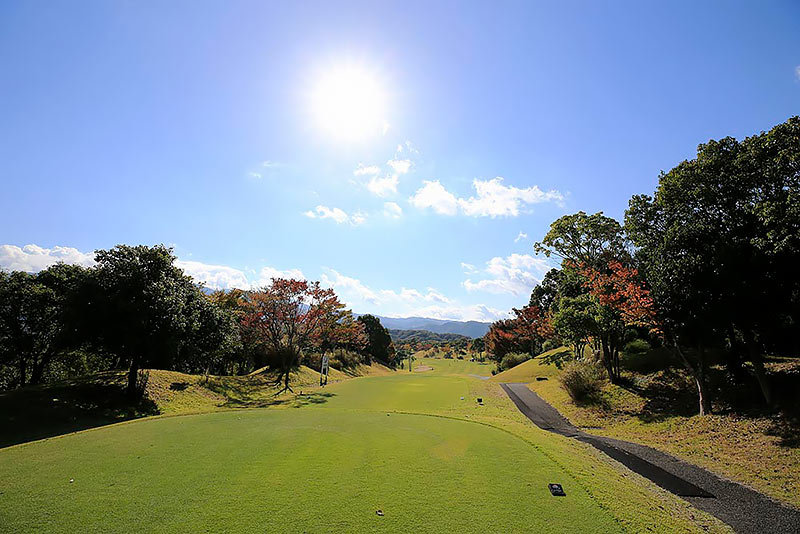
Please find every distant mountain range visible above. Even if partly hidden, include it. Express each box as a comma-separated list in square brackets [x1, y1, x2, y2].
[358, 315, 491, 338]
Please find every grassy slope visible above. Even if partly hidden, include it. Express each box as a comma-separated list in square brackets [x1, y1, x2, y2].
[496, 350, 800, 510]
[0, 358, 729, 533]
[0, 363, 390, 448]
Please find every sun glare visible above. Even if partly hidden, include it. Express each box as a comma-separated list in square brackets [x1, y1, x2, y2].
[310, 64, 387, 142]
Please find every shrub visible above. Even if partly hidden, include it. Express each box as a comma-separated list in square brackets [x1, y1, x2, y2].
[559, 359, 603, 401]
[542, 339, 560, 353]
[621, 340, 675, 374]
[498, 352, 531, 372]
[330, 349, 362, 370]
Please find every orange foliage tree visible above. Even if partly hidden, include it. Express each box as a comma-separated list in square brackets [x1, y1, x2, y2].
[485, 304, 552, 363]
[242, 278, 360, 392]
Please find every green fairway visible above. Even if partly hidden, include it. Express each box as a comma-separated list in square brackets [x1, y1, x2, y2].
[0, 408, 620, 533]
[0, 363, 726, 533]
[412, 356, 494, 376]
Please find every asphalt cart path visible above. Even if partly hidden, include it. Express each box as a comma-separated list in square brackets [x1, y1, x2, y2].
[500, 382, 800, 533]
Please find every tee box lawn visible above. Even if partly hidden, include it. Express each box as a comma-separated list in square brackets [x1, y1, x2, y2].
[0, 359, 728, 533]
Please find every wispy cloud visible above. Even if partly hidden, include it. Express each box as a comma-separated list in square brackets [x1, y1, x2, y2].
[247, 171, 262, 179]
[387, 158, 412, 174]
[354, 163, 381, 176]
[410, 177, 562, 218]
[320, 268, 505, 321]
[514, 231, 528, 243]
[354, 143, 416, 197]
[304, 205, 367, 226]
[463, 253, 551, 296]
[383, 202, 403, 218]
[796, 65, 800, 81]
[366, 175, 399, 197]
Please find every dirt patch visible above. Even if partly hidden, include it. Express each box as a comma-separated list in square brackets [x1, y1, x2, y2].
[414, 366, 434, 373]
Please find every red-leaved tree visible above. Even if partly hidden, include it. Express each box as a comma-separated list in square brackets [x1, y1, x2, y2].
[242, 278, 348, 392]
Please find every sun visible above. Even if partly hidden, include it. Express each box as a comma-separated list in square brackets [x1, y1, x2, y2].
[310, 63, 388, 142]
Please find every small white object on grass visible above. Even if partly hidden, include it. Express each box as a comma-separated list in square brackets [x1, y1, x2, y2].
[376, 510, 384, 516]
[69, 478, 74, 483]
[460, 396, 464, 400]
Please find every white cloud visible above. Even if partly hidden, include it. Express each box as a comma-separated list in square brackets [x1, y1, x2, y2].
[175, 262, 306, 290]
[320, 269, 380, 304]
[796, 65, 800, 80]
[262, 160, 278, 168]
[175, 260, 252, 290]
[320, 268, 502, 321]
[408, 180, 459, 215]
[350, 211, 367, 226]
[247, 171, 262, 179]
[409, 177, 562, 218]
[463, 253, 551, 296]
[399, 304, 507, 322]
[383, 202, 403, 218]
[0, 243, 306, 291]
[515, 231, 528, 243]
[387, 158, 412, 174]
[397, 141, 419, 154]
[459, 178, 563, 217]
[366, 175, 398, 197]
[354, 163, 381, 176]
[460, 262, 477, 274]
[304, 205, 366, 226]
[0, 244, 96, 272]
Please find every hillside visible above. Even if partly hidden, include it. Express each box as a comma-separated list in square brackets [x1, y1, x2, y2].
[388, 329, 471, 343]
[0, 363, 392, 448]
[360, 315, 491, 338]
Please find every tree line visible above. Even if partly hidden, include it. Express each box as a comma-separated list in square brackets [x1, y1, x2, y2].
[0, 245, 397, 397]
[486, 116, 800, 415]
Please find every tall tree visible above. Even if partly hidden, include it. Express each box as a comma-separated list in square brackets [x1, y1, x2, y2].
[90, 245, 215, 397]
[626, 117, 800, 410]
[534, 212, 631, 383]
[242, 279, 356, 391]
[356, 314, 395, 365]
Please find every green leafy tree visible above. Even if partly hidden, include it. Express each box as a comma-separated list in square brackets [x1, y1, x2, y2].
[89, 245, 218, 397]
[534, 212, 630, 383]
[356, 314, 395, 365]
[626, 117, 800, 410]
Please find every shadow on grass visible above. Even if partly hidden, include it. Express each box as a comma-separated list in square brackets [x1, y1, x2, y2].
[215, 391, 336, 409]
[0, 372, 159, 449]
[608, 356, 800, 448]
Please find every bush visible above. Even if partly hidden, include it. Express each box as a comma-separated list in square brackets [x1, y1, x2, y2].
[621, 340, 675, 374]
[542, 339, 560, 353]
[559, 360, 603, 401]
[498, 352, 531, 372]
[330, 350, 362, 370]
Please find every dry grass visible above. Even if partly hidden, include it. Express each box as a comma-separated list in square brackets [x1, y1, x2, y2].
[525, 357, 800, 510]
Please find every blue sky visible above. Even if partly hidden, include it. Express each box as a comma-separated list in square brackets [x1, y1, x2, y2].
[1, 1, 799, 321]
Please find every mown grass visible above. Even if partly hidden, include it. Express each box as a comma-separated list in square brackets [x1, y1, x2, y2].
[0, 358, 731, 533]
[0, 363, 390, 448]
[509, 350, 800, 510]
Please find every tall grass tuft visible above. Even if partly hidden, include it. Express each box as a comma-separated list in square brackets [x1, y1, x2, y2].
[559, 359, 603, 401]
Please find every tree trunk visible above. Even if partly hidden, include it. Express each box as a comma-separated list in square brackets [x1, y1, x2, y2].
[30, 352, 52, 385]
[750, 352, 774, 408]
[127, 357, 139, 398]
[674, 343, 711, 415]
[742, 332, 774, 408]
[694, 370, 711, 416]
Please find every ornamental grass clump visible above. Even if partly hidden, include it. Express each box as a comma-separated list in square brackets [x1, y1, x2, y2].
[560, 359, 603, 401]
